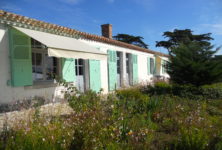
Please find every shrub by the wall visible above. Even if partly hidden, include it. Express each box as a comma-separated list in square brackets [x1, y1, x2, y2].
[201, 83, 222, 100]
[143, 82, 222, 100]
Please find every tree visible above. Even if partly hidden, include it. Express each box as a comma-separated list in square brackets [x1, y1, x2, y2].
[156, 29, 213, 53]
[157, 29, 222, 86]
[113, 34, 149, 49]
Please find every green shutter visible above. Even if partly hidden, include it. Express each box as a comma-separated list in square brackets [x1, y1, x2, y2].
[147, 57, 150, 75]
[108, 50, 117, 91]
[62, 58, 75, 82]
[89, 60, 101, 92]
[9, 27, 32, 86]
[132, 54, 138, 84]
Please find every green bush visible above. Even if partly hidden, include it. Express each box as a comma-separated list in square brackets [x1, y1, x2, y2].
[144, 81, 172, 95]
[172, 84, 203, 100]
[201, 83, 222, 100]
[68, 90, 101, 112]
[174, 127, 209, 150]
[144, 82, 222, 100]
[116, 88, 150, 114]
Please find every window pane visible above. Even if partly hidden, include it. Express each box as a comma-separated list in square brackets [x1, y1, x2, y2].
[79, 59, 84, 65]
[32, 53, 35, 65]
[33, 53, 43, 80]
[45, 55, 57, 80]
[36, 53, 42, 65]
[79, 66, 83, 75]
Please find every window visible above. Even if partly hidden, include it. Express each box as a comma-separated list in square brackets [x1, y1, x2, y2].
[32, 52, 43, 81]
[126, 53, 130, 74]
[75, 59, 84, 76]
[32, 52, 58, 81]
[150, 58, 155, 74]
[31, 38, 47, 49]
[31, 39, 58, 82]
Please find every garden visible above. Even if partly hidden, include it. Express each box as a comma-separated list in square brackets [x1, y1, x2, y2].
[0, 82, 222, 150]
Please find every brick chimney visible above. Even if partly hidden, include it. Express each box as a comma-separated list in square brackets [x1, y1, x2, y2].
[101, 24, 112, 39]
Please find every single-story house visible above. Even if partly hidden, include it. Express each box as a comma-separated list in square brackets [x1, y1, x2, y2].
[0, 10, 169, 104]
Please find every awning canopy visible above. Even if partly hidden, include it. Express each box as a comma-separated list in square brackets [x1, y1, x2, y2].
[13, 26, 107, 60]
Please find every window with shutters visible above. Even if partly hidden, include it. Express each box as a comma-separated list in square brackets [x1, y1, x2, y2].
[31, 39, 58, 82]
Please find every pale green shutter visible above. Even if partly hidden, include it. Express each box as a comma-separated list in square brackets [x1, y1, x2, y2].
[108, 50, 117, 91]
[147, 57, 150, 75]
[132, 54, 138, 84]
[9, 27, 32, 86]
[62, 58, 75, 82]
[89, 60, 101, 93]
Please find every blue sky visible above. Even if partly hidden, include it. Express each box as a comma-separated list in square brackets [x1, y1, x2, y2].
[0, 0, 222, 54]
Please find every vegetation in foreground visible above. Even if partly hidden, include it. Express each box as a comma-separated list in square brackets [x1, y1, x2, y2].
[0, 83, 222, 150]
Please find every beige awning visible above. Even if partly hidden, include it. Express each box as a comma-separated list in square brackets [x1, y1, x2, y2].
[13, 26, 107, 60]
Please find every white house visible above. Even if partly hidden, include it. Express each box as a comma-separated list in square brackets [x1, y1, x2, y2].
[0, 10, 169, 104]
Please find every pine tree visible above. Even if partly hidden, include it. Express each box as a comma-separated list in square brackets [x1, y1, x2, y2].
[113, 34, 149, 49]
[167, 41, 222, 86]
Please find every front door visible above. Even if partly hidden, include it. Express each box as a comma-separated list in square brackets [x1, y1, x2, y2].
[75, 59, 85, 92]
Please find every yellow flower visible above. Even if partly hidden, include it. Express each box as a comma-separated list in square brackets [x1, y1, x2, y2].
[128, 130, 133, 135]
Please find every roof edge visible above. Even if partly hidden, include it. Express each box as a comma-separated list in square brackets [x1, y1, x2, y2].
[0, 10, 169, 57]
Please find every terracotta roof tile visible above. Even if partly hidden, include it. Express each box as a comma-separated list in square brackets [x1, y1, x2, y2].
[0, 10, 168, 57]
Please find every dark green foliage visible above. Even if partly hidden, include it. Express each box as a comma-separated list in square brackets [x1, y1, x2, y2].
[144, 82, 222, 100]
[168, 42, 222, 86]
[156, 29, 222, 86]
[156, 29, 213, 52]
[145, 81, 172, 95]
[113, 33, 149, 48]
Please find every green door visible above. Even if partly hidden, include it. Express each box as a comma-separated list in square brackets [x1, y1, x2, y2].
[62, 58, 75, 82]
[108, 50, 117, 91]
[9, 27, 32, 86]
[89, 60, 101, 92]
[132, 54, 138, 84]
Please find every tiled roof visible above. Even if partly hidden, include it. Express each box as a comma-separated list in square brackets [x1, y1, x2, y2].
[0, 10, 168, 57]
